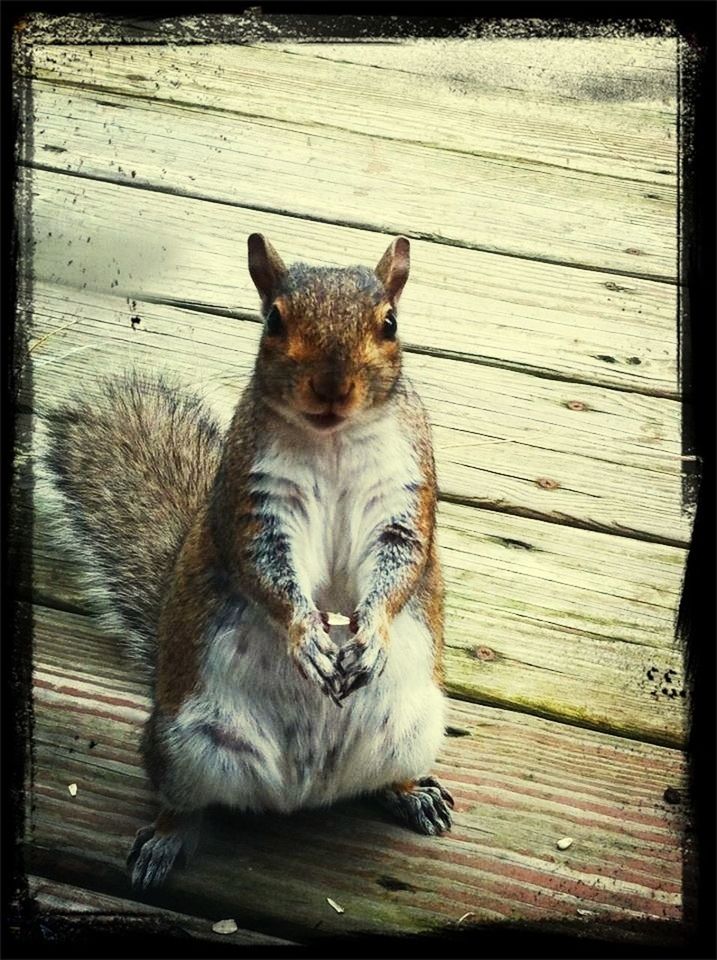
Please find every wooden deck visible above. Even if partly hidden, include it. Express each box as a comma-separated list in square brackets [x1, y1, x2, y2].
[13, 17, 694, 951]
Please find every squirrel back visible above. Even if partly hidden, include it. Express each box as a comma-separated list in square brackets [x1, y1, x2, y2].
[43, 373, 223, 666]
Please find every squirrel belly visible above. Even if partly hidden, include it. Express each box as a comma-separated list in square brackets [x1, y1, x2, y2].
[147, 395, 447, 815]
[154, 604, 446, 814]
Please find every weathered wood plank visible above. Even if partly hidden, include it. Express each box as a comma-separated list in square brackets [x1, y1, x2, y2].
[277, 38, 678, 107]
[25, 78, 676, 279]
[438, 504, 687, 745]
[30, 472, 688, 745]
[26, 41, 677, 186]
[26, 603, 687, 942]
[24, 282, 691, 544]
[25, 168, 681, 396]
[28, 876, 297, 945]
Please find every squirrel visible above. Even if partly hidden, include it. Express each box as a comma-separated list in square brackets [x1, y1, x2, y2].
[43, 233, 454, 890]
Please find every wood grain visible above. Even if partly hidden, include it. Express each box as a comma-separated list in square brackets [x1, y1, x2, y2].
[24, 281, 691, 545]
[26, 41, 677, 185]
[438, 504, 687, 746]
[26, 602, 687, 941]
[25, 78, 676, 279]
[275, 37, 677, 111]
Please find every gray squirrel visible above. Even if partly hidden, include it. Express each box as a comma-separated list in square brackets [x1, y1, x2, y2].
[44, 234, 454, 889]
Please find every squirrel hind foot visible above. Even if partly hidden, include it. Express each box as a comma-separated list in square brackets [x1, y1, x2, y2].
[378, 777, 454, 836]
[127, 811, 201, 889]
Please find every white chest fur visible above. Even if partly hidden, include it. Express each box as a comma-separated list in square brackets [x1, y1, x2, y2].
[251, 411, 421, 613]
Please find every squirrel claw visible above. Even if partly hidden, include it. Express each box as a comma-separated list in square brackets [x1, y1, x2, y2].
[418, 775, 455, 809]
[337, 635, 387, 700]
[338, 668, 372, 700]
[131, 834, 184, 889]
[322, 682, 344, 708]
[127, 824, 155, 869]
[295, 655, 343, 705]
[127, 814, 200, 889]
[128, 827, 186, 889]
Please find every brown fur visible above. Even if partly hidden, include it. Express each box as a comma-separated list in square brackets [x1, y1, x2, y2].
[253, 261, 403, 423]
[391, 779, 418, 794]
[206, 382, 307, 631]
[154, 509, 220, 712]
[424, 543, 446, 687]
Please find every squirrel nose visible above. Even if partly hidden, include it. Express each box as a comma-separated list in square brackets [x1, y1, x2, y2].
[310, 376, 355, 404]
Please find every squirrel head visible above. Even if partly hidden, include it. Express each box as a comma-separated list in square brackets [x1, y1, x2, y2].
[247, 234, 410, 434]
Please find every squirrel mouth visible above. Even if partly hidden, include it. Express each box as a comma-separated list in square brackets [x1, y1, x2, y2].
[303, 412, 346, 431]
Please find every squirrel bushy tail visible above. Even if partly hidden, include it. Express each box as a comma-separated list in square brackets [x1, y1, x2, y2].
[43, 373, 223, 667]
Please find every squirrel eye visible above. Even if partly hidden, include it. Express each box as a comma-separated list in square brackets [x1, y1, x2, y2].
[383, 310, 397, 340]
[265, 304, 284, 337]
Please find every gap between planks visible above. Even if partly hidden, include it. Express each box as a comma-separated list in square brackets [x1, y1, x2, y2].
[22, 165, 682, 397]
[21, 283, 693, 546]
[23, 40, 677, 188]
[26, 875, 297, 947]
[438, 494, 690, 551]
[27, 576, 686, 751]
[25, 72, 672, 189]
[120, 294, 685, 402]
[21, 52, 676, 279]
[27, 476, 689, 747]
[22, 160, 678, 288]
[19, 290, 685, 404]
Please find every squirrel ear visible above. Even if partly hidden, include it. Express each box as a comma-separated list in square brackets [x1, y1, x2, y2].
[375, 236, 410, 305]
[248, 234, 288, 307]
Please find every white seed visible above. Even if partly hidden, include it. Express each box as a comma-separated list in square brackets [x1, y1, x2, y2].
[67, 783, 78, 797]
[326, 612, 351, 627]
[557, 837, 574, 850]
[577, 908, 595, 917]
[326, 897, 345, 914]
[212, 919, 238, 935]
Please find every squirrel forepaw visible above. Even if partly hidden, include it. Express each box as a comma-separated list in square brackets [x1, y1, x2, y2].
[290, 611, 343, 706]
[337, 608, 388, 700]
